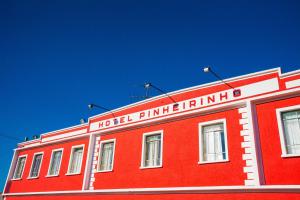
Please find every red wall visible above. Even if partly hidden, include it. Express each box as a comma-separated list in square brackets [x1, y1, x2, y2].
[6, 137, 89, 193]
[93, 108, 246, 189]
[256, 96, 300, 185]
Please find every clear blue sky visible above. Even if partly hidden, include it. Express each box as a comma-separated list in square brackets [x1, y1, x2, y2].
[1, 0, 299, 189]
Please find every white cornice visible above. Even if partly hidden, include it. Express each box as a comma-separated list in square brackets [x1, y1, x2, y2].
[3, 185, 300, 196]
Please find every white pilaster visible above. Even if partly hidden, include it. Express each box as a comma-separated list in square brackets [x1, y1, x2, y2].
[238, 101, 260, 186]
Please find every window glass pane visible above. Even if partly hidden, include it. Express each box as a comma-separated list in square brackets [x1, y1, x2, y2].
[144, 134, 161, 167]
[49, 150, 62, 175]
[202, 123, 226, 162]
[282, 110, 300, 154]
[30, 154, 43, 177]
[69, 147, 83, 174]
[13, 157, 26, 179]
[99, 142, 114, 171]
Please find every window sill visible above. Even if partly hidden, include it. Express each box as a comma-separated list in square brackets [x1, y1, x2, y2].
[281, 154, 300, 158]
[96, 169, 113, 173]
[45, 174, 60, 178]
[198, 159, 229, 165]
[11, 178, 22, 181]
[65, 172, 81, 176]
[140, 165, 162, 170]
[27, 176, 39, 179]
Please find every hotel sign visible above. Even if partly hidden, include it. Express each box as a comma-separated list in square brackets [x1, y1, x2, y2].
[89, 78, 279, 132]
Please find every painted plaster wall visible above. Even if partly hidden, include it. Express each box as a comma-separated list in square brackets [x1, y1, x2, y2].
[255, 96, 300, 185]
[6, 137, 89, 193]
[93, 108, 246, 189]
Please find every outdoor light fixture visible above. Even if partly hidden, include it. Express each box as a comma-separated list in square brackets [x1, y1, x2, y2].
[33, 135, 39, 139]
[144, 83, 151, 89]
[203, 66, 241, 97]
[88, 103, 117, 123]
[203, 67, 210, 73]
[144, 83, 179, 106]
[80, 118, 86, 124]
[88, 103, 112, 114]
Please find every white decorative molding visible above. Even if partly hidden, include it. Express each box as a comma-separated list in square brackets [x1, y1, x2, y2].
[285, 79, 300, 89]
[3, 185, 300, 197]
[238, 102, 260, 186]
[42, 129, 88, 142]
[89, 136, 101, 190]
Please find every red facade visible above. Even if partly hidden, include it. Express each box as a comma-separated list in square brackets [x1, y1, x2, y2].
[3, 68, 300, 200]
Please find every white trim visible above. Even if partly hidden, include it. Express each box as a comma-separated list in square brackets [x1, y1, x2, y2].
[18, 134, 89, 151]
[3, 150, 17, 192]
[3, 185, 300, 196]
[82, 134, 97, 190]
[198, 119, 229, 164]
[42, 129, 87, 142]
[276, 105, 300, 157]
[45, 174, 60, 178]
[46, 148, 64, 177]
[280, 68, 300, 78]
[66, 144, 85, 175]
[97, 139, 116, 173]
[28, 152, 44, 179]
[198, 160, 229, 165]
[140, 130, 164, 169]
[11, 154, 28, 180]
[286, 79, 300, 89]
[18, 139, 41, 148]
[41, 124, 88, 137]
[244, 101, 263, 185]
[18, 124, 88, 147]
[89, 136, 101, 190]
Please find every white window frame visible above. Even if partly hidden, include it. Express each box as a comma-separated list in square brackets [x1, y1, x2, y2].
[140, 130, 163, 169]
[46, 148, 64, 177]
[12, 155, 28, 180]
[276, 105, 300, 157]
[198, 119, 229, 164]
[28, 152, 44, 179]
[97, 139, 116, 173]
[66, 144, 85, 175]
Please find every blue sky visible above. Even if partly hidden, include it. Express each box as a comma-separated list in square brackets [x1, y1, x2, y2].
[0, 0, 300, 189]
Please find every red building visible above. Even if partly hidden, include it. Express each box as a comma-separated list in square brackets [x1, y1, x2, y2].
[3, 68, 300, 200]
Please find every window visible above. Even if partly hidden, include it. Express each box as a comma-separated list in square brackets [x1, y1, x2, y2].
[47, 149, 63, 176]
[141, 131, 163, 168]
[12, 155, 27, 180]
[98, 139, 116, 172]
[199, 119, 228, 164]
[29, 153, 43, 178]
[67, 145, 84, 175]
[277, 106, 300, 156]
